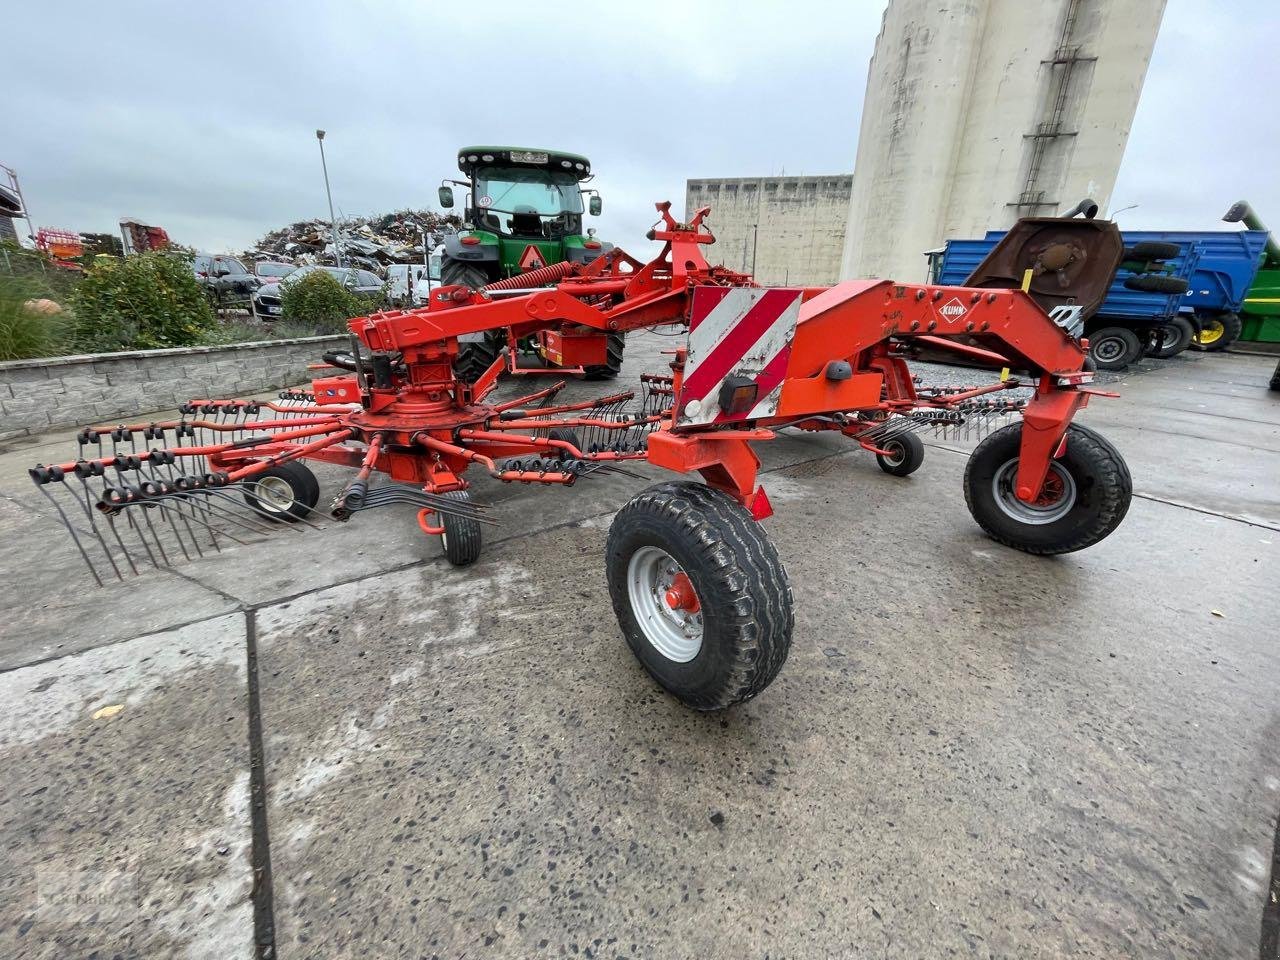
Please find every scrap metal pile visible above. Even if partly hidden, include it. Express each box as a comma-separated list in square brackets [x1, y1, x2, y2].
[244, 209, 461, 270]
[30, 201, 1133, 711]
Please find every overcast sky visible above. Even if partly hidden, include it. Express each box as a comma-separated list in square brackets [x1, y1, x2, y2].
[3, 0, 1276, 256]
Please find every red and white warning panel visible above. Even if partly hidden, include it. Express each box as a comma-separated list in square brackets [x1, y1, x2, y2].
[678, 287, 803, 426]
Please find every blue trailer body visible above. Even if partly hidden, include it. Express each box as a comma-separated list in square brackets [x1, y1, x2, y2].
[1120, 229, 1268, 316]
[932, 232, 1199, 322]
[933, 229, 1268, 323]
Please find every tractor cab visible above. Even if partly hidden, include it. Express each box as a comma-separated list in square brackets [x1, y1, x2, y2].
[437, 147, 607, 286]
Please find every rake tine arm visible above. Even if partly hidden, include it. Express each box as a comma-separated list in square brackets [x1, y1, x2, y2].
[490, 381, 569, 413]
[416, 434, 579, 486]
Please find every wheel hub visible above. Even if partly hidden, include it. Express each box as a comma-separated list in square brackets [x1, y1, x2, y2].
[253, 475, 296, 512]
[992, 459, 1077, 525]
[627, 546, 703, 662]
[1094, 337, 1126, 362]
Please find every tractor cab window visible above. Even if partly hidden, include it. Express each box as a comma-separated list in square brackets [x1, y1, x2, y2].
[473, 166, 583, 236]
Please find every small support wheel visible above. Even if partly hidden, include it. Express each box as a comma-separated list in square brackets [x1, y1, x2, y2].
[243, 462, 320, 522]
[963, 422, 1132, 555]
[439, 490, 482, 566]
[606, 481, 793, 711]
[875, 433, 925, 476]
[547, 427, 582, 460]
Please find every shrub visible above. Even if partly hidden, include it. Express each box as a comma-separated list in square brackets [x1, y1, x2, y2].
[280, 270, 366, 334]
[70, 251, 215, 352]
[0, 272, 72, 360]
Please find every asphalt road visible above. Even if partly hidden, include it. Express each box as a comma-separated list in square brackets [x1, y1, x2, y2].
[0, 335, 1277, 959]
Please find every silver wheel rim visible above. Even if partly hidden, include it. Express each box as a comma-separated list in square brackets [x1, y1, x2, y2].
[1093, 337, 1126, 362]
[992, 459, 1077, 525]
[626, 546, 703, 662]
[882, 441, 905, 466]
[254, 475, 296, 513]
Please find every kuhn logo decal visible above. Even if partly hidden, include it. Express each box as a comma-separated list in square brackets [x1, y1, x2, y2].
[939, 297, 967, 319]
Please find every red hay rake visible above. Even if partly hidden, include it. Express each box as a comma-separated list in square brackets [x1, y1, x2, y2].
[29, 203, 1132, 710]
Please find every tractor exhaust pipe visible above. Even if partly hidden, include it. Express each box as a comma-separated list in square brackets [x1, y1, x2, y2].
[1061, 198, 1099, 220]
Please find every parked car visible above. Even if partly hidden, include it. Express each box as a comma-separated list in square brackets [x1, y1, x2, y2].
[387, 263, 434, 308]
[251, 265, 385, 320]
[252, 260, 296, 282]
[193, 253, 258, 304]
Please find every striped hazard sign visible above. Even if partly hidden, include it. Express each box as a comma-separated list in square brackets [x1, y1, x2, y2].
[678, 287, 803, 426]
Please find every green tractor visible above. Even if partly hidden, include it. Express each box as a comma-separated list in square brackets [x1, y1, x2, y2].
[436, 146, 624, 380]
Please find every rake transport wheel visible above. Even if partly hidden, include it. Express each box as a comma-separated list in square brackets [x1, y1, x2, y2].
[547, 427, 582, 460]
[964, 423, 1132, 555]
[876, 433, 925, 477]
[439, 490, 482, 566]
[243, 461, 320, 522]
[606, 481, 794, 711]
[583, 333, 626, 380]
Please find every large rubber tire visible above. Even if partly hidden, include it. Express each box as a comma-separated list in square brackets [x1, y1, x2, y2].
[547, 426, 582, 460]
[875, 432, 925, 476]
[606, 481, 793, 711]
[1087, 326, 1143, 371]
[1191, 312, 1242, 352]
[439, 490, 482, 566]
[242, 462, 320, 522]
[1124, 241, 1181, 262]
[964, 422, 1132, 555]
[1269, 358, 1280, 393]
[453, 334, 503, 383]
[1151, 315, 1194, 359]
[583, 332, 625, 380]
[440, 258, 490, 291]
[1123, 273, 1189, 295]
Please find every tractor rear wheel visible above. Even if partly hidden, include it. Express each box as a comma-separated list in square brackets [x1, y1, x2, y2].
[583, 333, 626, 380]
[1191, 312, 1242, 352]
[439, 490, 482, 566]
[606, 481, 793, 711]
[1087, 326, 1142, 371]
[1151, 315, 1194, 359]
[442, 259, 501, 380]
[964, 422, 1132, 555]
[243, 462, 320, 522]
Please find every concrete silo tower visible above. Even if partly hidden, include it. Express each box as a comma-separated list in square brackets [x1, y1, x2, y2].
[840, 0, 1166, 281]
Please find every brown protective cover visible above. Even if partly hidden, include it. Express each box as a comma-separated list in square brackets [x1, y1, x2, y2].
[964, 218, 1125, 320]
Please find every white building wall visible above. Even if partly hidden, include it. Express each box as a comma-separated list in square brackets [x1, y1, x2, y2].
[841, 0, 1165, 282]
[685, 175, 853, 286]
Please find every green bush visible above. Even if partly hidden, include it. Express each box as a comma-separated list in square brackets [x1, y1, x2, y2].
[280, 270, 367, 333]
[70, 251, 215, 352]
[0, 273, 72, 360]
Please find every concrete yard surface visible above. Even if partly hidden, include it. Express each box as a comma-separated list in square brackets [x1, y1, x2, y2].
[0, 335, 1277, 958]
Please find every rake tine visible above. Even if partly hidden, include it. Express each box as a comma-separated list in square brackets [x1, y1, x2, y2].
[37, 485, 105, 586]
[143, 498, 262, 547]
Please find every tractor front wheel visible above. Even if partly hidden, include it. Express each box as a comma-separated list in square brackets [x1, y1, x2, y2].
[606, 482, 793, 711]
[1191, 312, 1242, 352]
[964, 422, 1132, 555]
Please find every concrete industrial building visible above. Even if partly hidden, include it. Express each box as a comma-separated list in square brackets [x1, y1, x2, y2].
[841, 0, 1166, 282]
[685, 175, 853, 286]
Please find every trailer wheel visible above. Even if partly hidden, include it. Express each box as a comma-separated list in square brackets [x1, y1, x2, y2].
[1192, 312, 1242, 352]
[243, 462, 320, 522]
[439, 490, 482, 566]
[1087, 326, 1142, 370]
[583, 332, 626, 380]
[1151, 315, 1194, 359]
[606, 481, 793, 711]
[964, 422, 1132, 555]
[875, 432, 925, 476]
[1123, 241, 1181, 262]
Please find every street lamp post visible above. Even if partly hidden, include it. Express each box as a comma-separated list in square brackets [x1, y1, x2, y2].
[315, 129, 342, 267]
